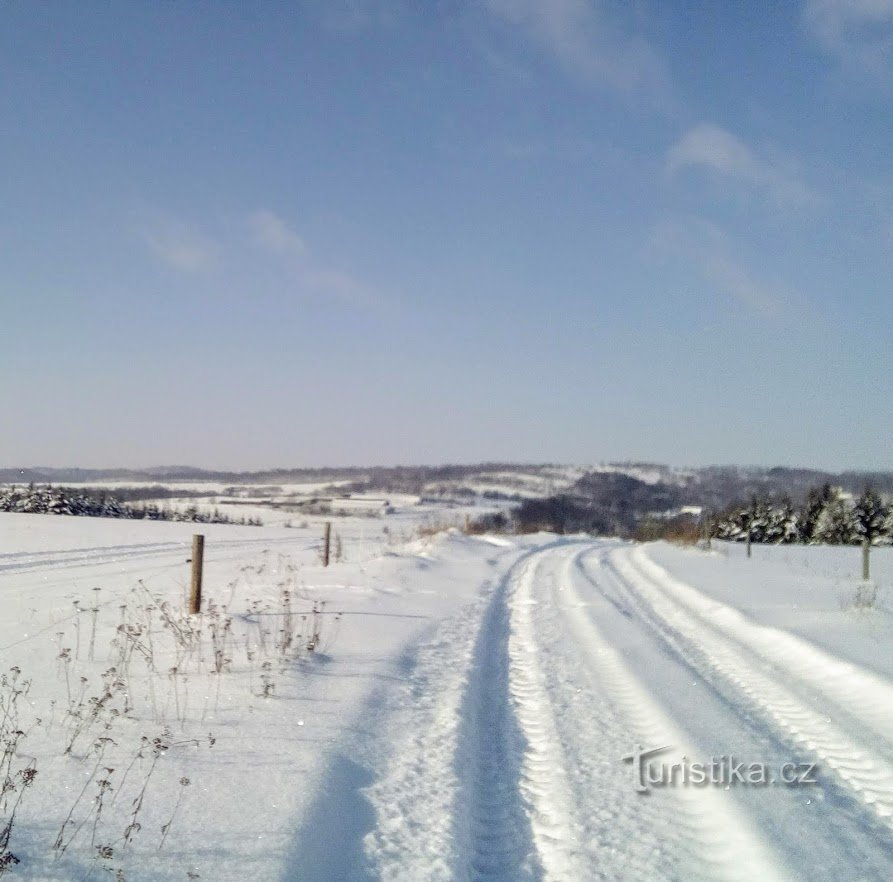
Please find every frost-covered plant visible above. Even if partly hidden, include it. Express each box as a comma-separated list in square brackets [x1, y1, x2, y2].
[0, 667, 38, 876]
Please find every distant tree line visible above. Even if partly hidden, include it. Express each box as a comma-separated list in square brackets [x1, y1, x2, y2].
[466, 480, 892, 548]
[467, 494, 647, 537]
[72, 485, 216, 503]
[500, 473, 694, 537]
[713, 485, 890, 546]
[0, 485, 261, 525]
[512, 496, 625, 535]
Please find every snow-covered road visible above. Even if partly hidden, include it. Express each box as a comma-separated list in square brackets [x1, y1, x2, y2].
[354, 540, 893, 881]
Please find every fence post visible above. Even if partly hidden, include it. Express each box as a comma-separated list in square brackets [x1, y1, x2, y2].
[323, 521, 331, 567]
[189, 534, 204, 614]
[746, 520, 752, 559]
[862, 537, 870, 581]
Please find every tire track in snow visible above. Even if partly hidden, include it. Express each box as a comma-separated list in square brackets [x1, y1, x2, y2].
[364, 541, 795, 881]
[455, 542, 591, 880]
[545, 546, 788, 882]
[363, 542, 584, 881]
[608, 546, 893, 833]
[470, 541, 786, 880]
[633, 548, 893, 747]
[502, 552, 584, 880]
[459, 553, 540, 882]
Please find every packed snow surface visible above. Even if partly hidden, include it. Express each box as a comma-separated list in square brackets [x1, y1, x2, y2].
[1, 513, 891, 880]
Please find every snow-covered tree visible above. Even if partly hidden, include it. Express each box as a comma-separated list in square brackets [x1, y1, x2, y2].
[713, 495, 798, 545]
[799, 483, 833, 543]
[811, 488, 857, 545]
[853, 487, 888, 546]
[0, 485, 252, 526]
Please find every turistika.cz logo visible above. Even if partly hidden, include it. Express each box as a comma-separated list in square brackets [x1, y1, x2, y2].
[622, 745, 819, 793]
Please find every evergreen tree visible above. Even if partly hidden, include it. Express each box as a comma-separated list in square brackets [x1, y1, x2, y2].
[800, 483, 834, 543]
[853, 487, 888, 545]
[812, 488, 857, 545]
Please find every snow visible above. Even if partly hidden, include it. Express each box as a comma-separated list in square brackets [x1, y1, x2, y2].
[591, 463, 694, 486]
[647, 541, 893, 678]
[2, 513, 893, 880]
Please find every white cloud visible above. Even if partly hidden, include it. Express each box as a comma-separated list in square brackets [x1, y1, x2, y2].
[145, 220, 218, 272]
[803, 0, 893, 76]
[245, 209, 381, 308]
[487, 0, 675, 110]
[666, 124, 816, 207]
[145, 208, 382, 308]
[650, 216, 795, 315]
[247, 209, 307, 258]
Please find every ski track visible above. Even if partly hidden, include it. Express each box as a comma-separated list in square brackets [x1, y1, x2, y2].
[607, 546, 893, 833]
[0, 536, 320, 658]
[0, 535, 314, 575]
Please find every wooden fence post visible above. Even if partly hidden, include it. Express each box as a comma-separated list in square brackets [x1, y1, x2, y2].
[189, 534, 204, 614]
[323, 521, 331, 567]
[862, 537, 870, 581]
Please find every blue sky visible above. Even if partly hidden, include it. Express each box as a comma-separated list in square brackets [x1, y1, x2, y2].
[2, 1, 891, 470]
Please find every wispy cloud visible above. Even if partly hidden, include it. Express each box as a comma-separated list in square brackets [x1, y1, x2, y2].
[145, 220, 218, 272]
[487, 0, 676, 110]
[244, 209, 382, 308]
[143, 209, 382, 309]
[803, 0, 893, 78]
[666, 124, 816, 208]
[649, 216, 796, 316]
[247, 209, 307, 258]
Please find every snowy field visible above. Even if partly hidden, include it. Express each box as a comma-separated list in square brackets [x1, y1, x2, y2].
[1, 512, 892, 880]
